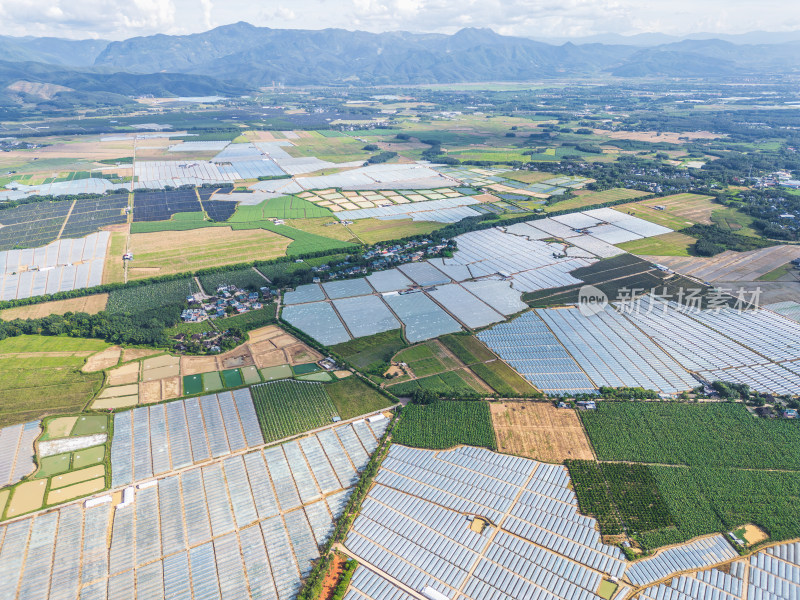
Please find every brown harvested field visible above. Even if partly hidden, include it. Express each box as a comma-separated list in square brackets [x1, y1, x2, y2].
[122, 348, 161, 363]
[143, 355, 180, 370]
[46, 417, 77, 439]
[46, 477, 105, 505]
[142, 364, 180, 381]
[253, 348, 289, 368]
[107, 362, 140, 386]
[247, 325, 283, 342]
[127, 227, 291, 279]
[593, 129, 721, 144]
[50, 465, 105, 490]
[0, 294, 109, 320]
[139, 380, 162, 404]
[644, 245, 800, 283]
[271, 334, 299, 349]
[490, 402, 595, 463]
[163, 377, 181, 399]
[286, 343, 322, 365]
[92, 395, 138, 410]
[500, 171, 554, 184]
[221, 350, 255, 369]
[98, 384, 138, 399]
[82, 346, 121, 373]
[6, 479, 47, 517]
[617, 193, 717, 230]
[181, 355, 219, 376]
[743, 525, 769, 545]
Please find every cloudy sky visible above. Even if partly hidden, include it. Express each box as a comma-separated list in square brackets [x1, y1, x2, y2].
[1, 0, 798, 40]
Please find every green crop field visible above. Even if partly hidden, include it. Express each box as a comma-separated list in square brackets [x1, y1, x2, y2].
[439, 334, 496, 365]
[470, 361, 536, 396]
[331, 329, 408, 371]
[388, 369, 485, 396]
[565, 460, 624, 535]
[0, 336, 107, 427]
[393, 400, 497, 450]
[107, 278, 198, 314]
[640, 466, 800, 549]
[251, 379, 341, 442]
[573, 402, 800, 550]
[617, 231, 696, 256]
[199, 267, 267, 292]
[580, 402, 800, 470]
[325, 377, 393, 420]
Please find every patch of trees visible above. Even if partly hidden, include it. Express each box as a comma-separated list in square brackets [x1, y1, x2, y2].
[365, 151, 397, 164]
[683, 224, 774, 256]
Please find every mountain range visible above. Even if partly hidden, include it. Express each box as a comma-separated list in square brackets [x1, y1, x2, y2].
[1, 23, 800, 106]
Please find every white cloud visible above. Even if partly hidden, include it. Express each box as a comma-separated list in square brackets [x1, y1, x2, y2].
[199, 0, 214, 29]
[0, 0, 176, 38]
[0, 0, 797, 40]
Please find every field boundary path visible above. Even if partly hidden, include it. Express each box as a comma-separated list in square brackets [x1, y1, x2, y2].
[55, 200, 77, 239]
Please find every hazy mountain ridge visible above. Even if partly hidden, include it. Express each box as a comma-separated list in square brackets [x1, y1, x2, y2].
[1, 23, 800, 107]
[93, 23, 800, 84]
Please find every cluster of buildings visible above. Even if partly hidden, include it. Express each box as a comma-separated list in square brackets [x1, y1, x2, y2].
[755, 171, 800, 189]
[181, 285, 269, 323]
[310, 238, 455, 282]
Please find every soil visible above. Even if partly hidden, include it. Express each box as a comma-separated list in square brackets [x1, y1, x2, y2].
[286, 343, 322, 365]
[46, 477, 105, 505]
[742, 524, 769, 545]
[162, 376, 181, 400]
[181, 355, 219, 376]
[107, 363, 140, 386]
[254, 348, 289, 368]
[142, 355, 180, 370]
[139, 380, 162, 404]
[318, 554, 348, 600]
[98, 384, 139, 399]
[122, 348, 161, 363]
[6, 480, 47, 517]
[82, 346, 122, 373]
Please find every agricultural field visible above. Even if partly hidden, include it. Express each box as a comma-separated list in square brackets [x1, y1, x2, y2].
[198, 267, 268, 293]
[331, 329, 408, 372]
[346, 217, 444, 245]
[0, 335, 107, 427]
[0, 294, 109, 320]
[580, 402, 800, 470]
[616, 193, 719, 230]
[387, 369, 489, 396]
[324, 376, 394, 420]
[250, 379, 341, 442]
[106, 278, 198, 314]
[285, 131, 373, 162]
[573, 402, 800, 550]
[387, 339, 493, 396]
[523, 253, 706, 308]
[491, 402, 594, 462]
[126, 227, 291, 279]
[641, 466, 800, 549]
[393, 400, 497, 450]
[2, 413, 111, 519]
[545, 188, 650, 213]
[617, 231, 697, 256]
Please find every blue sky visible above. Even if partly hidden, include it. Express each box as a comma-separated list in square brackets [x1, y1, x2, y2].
[1, 0, 798, 40]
